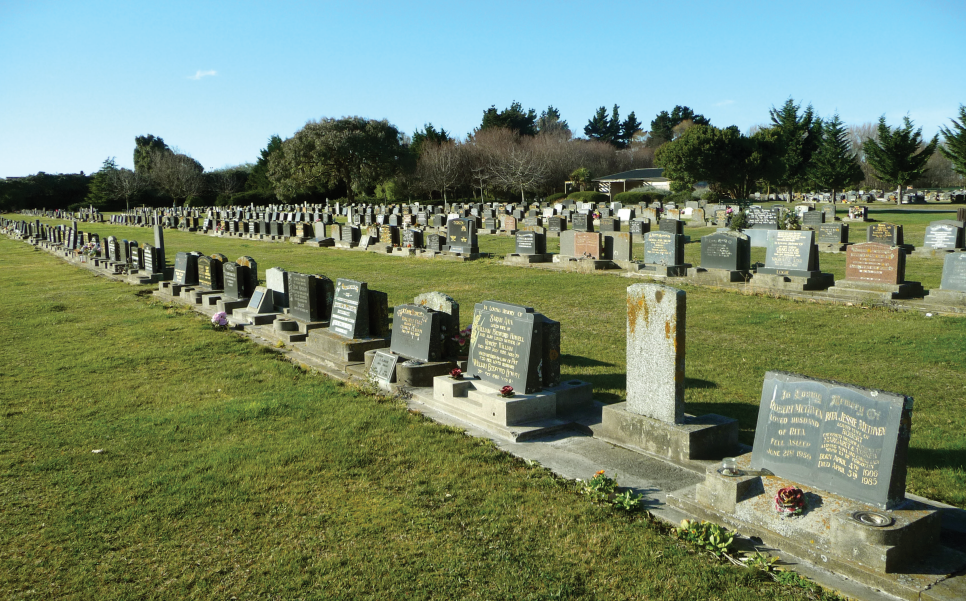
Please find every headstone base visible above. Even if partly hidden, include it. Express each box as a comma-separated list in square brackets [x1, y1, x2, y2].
[816, 242, 850, 253]
[437, 251, 484, 261]
[910, 247, 958, 258]
[305, 237, 335, 247]
[552, 256, 617, 272]
[391, 247, 417, 257]
[233, 308, 280, 326]
[334, 240, 358, 249]
[303, 327, 389, 364]
[424, 375, 593, 440]
[634, 263, 692, 277]
[367, 244, 392, 254]
[923, 289, 966, 306]
[685, 267, 751, 284]
[825, 279, 924, 300]
[666, 454, 964, 599]
[216, 298, 249, 315]
[363, 350, 456, 387]
[597, 402, 739, 464]
[750, 271, 834, 291]
[504, 253, 552, 265]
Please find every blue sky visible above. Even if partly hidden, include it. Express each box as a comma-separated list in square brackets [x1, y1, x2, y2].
[1, 0, 964, 178]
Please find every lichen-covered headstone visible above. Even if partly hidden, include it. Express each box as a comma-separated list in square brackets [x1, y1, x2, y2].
[626, 283, 686, 424]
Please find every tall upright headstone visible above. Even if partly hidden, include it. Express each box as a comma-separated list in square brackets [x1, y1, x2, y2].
[153, 225, 166, 270]
[625, 284, 685, 424]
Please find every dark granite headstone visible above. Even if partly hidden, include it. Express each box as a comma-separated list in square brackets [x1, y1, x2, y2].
[401, 229, 423, 249]
[390, 304, 443, 362]
[758, 230, 819, 276]
[288, 272, 334, 323]
[466, 300, 544, 393]
[198, 255, 224, 289]
[447, 218, 478, 254]
[223, 262, 249, 300]
[599, 217, 619, 232]
[572, 213, 592, 232]
[330, 278, 369, 339]
[515, 231, 546, 255]
[236, 257, 258, 293]
[845, 243, 905, 284]
[426, 233, 443, 253]
[750, 371, 913, 509]
[867, 223, 904, 246]
[818, 223, 849, 244]
[173, 251, 200, 285]
[801, 210, 824, 229]
[644, 231, 684, 266]
[939, 252, 966, 292]
[547, 216, 565, 232]
[745, 208, 779, 230]
[699, 232, 750, 271]
[658, 218, 683, 235]
[923, 221, 964, 250]
[628, 219, 650, 236]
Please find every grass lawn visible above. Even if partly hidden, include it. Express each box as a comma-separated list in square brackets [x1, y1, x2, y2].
[0, 238, 850, 600]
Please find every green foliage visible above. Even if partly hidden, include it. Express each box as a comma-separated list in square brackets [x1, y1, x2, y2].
[648, 105, 710, 147]
[183, 195, 200, 207]
[673, 520, 735, 557]
[579, 470, 643, 511]
[780, 209, 801, 230]
[536, 106, 571, 138]
[611, 490, 643, 511]
[0, 171, 92, 212]
[546, 192, 567, 202]
[809, 114, 863, 196]
[85, 157, 118, 209]
[939, 105, 966, 181]
[656, 125, 779, 199]
[729, 209, 748, 230]
[614, 187, 667, 204]
[246, 135, 283, 194]
[700, 189, 722, 202]
[411, 123, 452, 156]
[133, 134, 170, 175]
[566, 190, 607, 204]
[863, 116, 940, 202]
[742, 551, 779, 572]
[768, 98, 821, 193]
[664, 190, 695, 205]
[269, 116, 405, 203]
[479, 101, 537, 137]
[584, 104, 641, 149]
[570, 167, 592, 191]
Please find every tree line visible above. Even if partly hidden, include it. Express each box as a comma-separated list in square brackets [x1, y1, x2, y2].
[3, 102, 966, 212]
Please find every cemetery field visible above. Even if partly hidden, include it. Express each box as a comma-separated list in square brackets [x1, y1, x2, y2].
[0, 239, 853, 600]
[5, 209, 966, 511]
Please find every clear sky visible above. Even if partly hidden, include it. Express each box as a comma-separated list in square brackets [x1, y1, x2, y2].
[2, 0, 964, 178]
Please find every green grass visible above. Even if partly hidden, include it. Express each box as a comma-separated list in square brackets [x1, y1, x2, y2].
[0, 239, 847, 600]
[7, 209, 966, 509]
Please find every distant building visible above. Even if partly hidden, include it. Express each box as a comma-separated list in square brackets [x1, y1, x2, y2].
[592, 168, 670, 198]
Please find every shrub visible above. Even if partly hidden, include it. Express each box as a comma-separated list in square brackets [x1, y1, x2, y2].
[614, 187, 668, 205]
[664, 190, 693, 205]
[232, 190, 277, 206]
[700, 189, 723, 202]
[729, 210, 748, 230]
[567, 191, 608, 204]
[546, 192, 568, 203]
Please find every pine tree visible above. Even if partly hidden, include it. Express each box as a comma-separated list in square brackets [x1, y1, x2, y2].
[584, 106, 611, 142]
[809, 114, 863, 203]
[768, 98, 821, 200]
[85, 157, 118, 209]
[939, 105, 966, 181]
[863, 116, 939, 205]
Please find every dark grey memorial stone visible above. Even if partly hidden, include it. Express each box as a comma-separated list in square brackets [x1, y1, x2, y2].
[923, 221, 964, 250]
[750, 371, 913, 509]
[659, 218, 683, 235]
[548, 216, 565, 232]
[818, 223, 849, 244]
[629, 219, 650, 236]
[289, 272, 334, 323]
[342, 225, 360, 244]
[142, 244, 159, 274]
[822, 204, 836, 222]
[599, 217, 619, 232]
[198, 255, 224, 289]
[426, 233, 443, 252]
[608, 232, 633, 261]
[515, 231, 546, 255]
[236, 256, 258, 293]
[466, 300, 544, 394]
[700, 231, 750, 271]
[369, 350, 398, 384]
[758, 230, 820, 276]
[867, 223, 904, 246]
[446, 218, 478, 254]
[571, 213, 592, 232]
[330, 278, 370, 339]
[173, 251, 200, 285]
[939, 252, 966, 291]
[801, 210, 824, 229]
[644, 231, 684, 265]
[540, 315, 561, 388]
[390, 304, 443, 362]
[745, 208, 779, 229]
[402, 229, 423, 249]
[223, 262, 249, 300]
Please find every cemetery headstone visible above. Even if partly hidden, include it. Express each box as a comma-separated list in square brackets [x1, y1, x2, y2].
[844, 243, 905, 285]
[173, 251, 201, 285]
[699, 231, 750, 271]
[288, 272, 334, 323]
[447, 218, 478, 254]
[266, 267, 289, 309]
[625, 283, 685, 424]
[390, 304, 443, 362]
[515, 231, 546, 255]
[644, 231, 684, 266]
[330, 278, 370, 339]
[922, 221, 964, 251]
[466, 301, 544, 394]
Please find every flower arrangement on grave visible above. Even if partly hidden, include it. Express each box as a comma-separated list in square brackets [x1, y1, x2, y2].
[452, 325, 472, 356]
[499, 385, 514, 398]
[449, 367, 463, 380]
[775, 486, 806, 516]
[591, 210, 601, 220]
[211, 311, 229, 330]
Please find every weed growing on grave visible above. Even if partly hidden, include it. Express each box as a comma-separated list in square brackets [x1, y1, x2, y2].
[579, 470, 644, 511]
[673, 519, 735, 557]
[742, 551, 779, 572]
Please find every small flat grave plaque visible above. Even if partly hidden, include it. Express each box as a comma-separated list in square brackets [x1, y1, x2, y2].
[750, 371, 913, 509]
[369, 350, 398, 384]
[247, 286, 273, 313]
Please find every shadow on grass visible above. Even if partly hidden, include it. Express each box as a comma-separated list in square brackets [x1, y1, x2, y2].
[560, 354, 614, 368]
[685, 377, 718, 390]
[908, 447, 966, 471]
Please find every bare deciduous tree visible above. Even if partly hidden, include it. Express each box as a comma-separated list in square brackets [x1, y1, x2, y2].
[149, 150, 206, 204]
[415, 141, 465, 203]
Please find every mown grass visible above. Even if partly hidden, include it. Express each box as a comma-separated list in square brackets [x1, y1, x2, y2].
[6, 209, 966, 509]
[0, 239, 847, 600]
